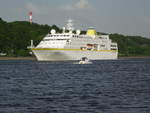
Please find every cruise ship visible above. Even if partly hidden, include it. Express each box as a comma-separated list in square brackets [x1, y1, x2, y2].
[29, 20, 118, 61]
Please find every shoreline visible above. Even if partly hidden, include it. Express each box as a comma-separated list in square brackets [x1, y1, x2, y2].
[0, 56, 150, 60]
[0, 57, 36, 60]
[119, 56, 150, 59]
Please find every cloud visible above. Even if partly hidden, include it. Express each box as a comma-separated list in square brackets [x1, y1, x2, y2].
[75, 0, 90, 9]
[62, 0, 91, 10]
[26, 3, 48, 15]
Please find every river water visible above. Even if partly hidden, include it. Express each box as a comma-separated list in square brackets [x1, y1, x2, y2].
[0, 58, 150, 113]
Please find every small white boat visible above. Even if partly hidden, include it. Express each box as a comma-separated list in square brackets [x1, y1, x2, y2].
[79, 57, 92, 64]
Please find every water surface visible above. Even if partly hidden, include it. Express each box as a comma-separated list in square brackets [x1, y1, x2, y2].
[0, 59, 150, 113]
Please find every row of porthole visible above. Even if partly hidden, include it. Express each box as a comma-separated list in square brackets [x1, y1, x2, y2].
[43, 42, 66, 44]
[48, 35, 70, 37]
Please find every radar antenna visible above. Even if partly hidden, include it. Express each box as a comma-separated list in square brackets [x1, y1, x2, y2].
[66, 19, 74, 32]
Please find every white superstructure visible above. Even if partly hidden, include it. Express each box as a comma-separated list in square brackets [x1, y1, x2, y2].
[30, 20, 118, 61]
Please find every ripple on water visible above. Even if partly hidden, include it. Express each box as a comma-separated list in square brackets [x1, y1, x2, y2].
[0, 59, 150, 113]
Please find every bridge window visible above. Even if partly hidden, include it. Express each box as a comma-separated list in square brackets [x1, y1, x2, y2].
[111, 45, 117, 47]
[100, 45, 105, 47]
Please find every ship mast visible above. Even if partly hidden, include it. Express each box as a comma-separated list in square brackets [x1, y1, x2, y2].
[66, 19, 74, 33]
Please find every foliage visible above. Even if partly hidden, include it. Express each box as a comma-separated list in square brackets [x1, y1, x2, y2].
[0, 17, 150, 57]
[110, 34, 150, 56]
[0, 18, 60, 56]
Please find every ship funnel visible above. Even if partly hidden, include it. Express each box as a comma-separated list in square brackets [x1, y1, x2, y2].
[86, 27, 96, 37]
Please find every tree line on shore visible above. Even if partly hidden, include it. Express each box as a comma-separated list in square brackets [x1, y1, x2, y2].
[0, 18, 150, 57]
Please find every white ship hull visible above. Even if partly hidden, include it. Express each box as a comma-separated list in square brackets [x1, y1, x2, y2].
[32, 48, 118, 61]
[29, 20, 118, 61]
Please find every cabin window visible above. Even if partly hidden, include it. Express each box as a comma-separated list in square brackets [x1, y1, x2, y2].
[111, 48, 117, 50]
[111, 45, 117, 47]
[80, 47, 86, 50]
[100, 45, 105, 47]
[43, 39, 50, 41]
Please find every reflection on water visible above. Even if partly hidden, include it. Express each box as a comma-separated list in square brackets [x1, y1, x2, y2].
[0, 59, 150, 113]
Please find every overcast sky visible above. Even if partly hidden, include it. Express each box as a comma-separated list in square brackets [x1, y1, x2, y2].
[0, 0, 150, 37]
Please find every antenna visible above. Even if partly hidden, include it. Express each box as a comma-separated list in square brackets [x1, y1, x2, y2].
[29, 11, 32, 24]
[62, 27, 66, 33]
[66, 19, 74, 32]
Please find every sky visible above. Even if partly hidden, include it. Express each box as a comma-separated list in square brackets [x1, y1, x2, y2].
[0, 0, 150, 38]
